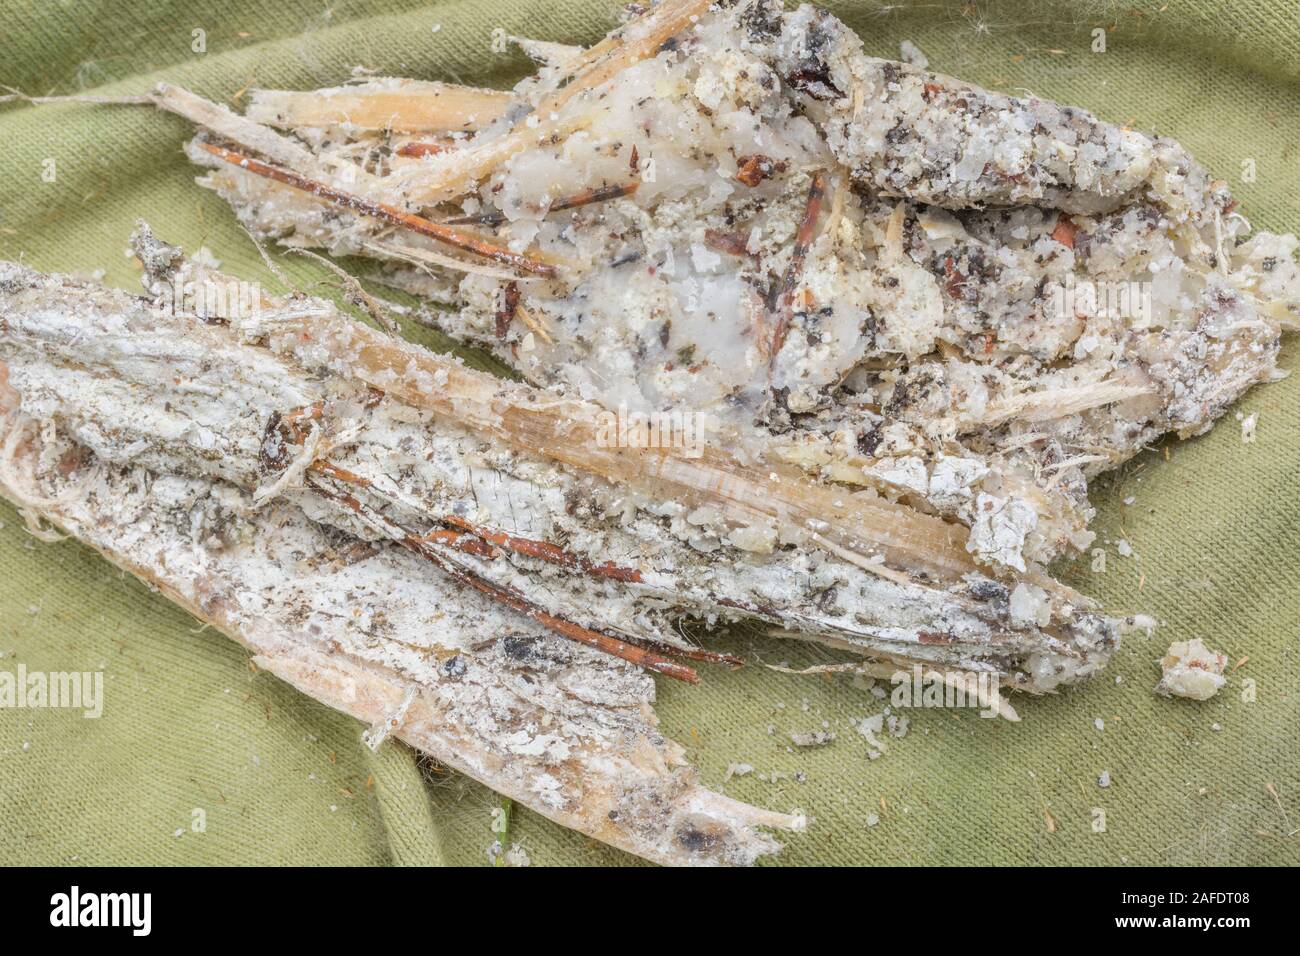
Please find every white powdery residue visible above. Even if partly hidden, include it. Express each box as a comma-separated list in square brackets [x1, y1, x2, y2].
[967, 493, 1037, 572]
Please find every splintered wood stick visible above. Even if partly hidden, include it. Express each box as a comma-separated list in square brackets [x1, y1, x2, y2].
[396, 141, 455, 158]
[250, 298, 983, 584]
[197, 141, 557, 279]
[307, 458, 641, 582]
[440, 514, 643, 583]
[398, 0, 712, 205]
[307, 477, 699, 682]
[445, 181, 641, 226]
[537, 0, 715, 116]
[644, 642, 745, 668]
[419, 528, 498, 559]
[153, 82, 373, 189]
[245, 81, 512, 133]
[770, 172, 827, 361]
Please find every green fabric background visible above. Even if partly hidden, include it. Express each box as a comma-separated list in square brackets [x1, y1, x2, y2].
[1, 0, 1297, 866]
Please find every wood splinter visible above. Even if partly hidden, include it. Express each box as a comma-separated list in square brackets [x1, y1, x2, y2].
[769, 172, 828, 363]
[307, 476, 700, 683]
[445, 181, 641, 227]
[197, 141, 557, 279]
[276, 441, 702, 679]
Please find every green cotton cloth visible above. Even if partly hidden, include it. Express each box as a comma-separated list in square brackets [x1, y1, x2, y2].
[1, 0, 1297, 867]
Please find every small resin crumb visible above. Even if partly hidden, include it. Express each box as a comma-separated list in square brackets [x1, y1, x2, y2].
[1116, 539, 1133, 558]
[1155, 638, 1229, 700]
[1211, 723, 1223, 732]
[856, 714, 887, 759]
[866, 812, 880, 827]
[1009, 582, 1051, 627]
[191, 246, 222, 269]
[1241, 412, 1258, 443]
[503, 843, 531, 867]
[899, 39, 929, 69]
[1093, 717, 1105, 732]
[1124, 614, 1157, 635]
[790, 730, 836, 747]
[724, 762, 754, 781]
[1098, 770, 1111, 788]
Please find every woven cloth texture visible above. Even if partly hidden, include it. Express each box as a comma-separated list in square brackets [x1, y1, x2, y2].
[0, 0, 1297, 866]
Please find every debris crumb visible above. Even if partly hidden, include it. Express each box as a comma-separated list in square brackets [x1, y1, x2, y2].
[191, 246, 222, 269]
[1098, 770, 1111, 788]
[899, 39, 929, 69]
[1240, 412, 1258, 443]
[1155, 638, 1229, 701]
[1124, 614, 1157, 635]
[856, 713, 887, 759]
[503, 843, 531, 867]
[790, 729, 836, 747]
[724, 762, 754, 781]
